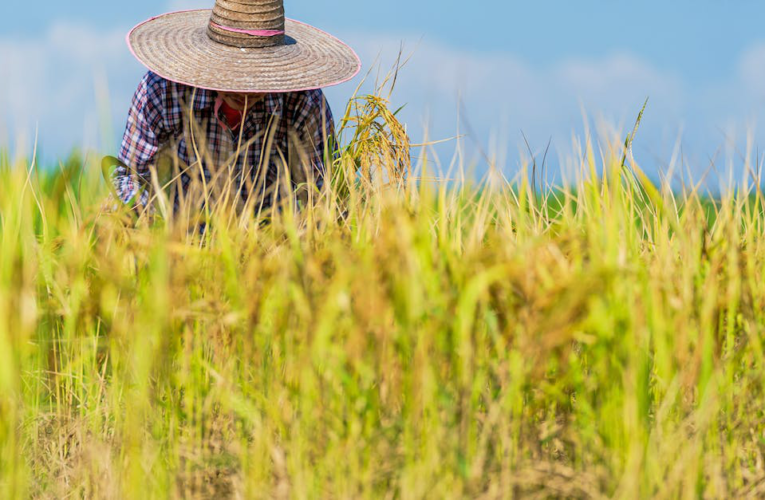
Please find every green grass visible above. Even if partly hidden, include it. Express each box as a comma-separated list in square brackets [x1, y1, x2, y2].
[1, 90, 765, 499]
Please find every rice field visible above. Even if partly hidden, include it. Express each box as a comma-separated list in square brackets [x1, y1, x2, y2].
[1, 88, 765, 499]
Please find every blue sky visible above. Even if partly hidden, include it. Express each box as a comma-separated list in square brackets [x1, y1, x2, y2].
[3, 0, 765, 183]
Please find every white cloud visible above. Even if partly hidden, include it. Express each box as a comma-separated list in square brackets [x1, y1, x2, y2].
[326, 33, 765, 182]
[738, 43, 765, 85]
[3, 17, 765, 181]
[555, 53, 683, 110]
[733, 42, 765, 110]
[0, 21, 140, 157]
[329, 33, 685, 160]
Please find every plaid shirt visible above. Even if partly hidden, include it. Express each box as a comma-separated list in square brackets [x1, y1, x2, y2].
[116, 71, 335, 211]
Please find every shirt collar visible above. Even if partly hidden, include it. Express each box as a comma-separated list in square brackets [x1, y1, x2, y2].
[179, 83, 282, 117]
[200, 90, 282, 117]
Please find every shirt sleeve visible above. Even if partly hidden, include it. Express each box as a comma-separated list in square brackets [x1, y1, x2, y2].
[115, 72, 169, 207]
[290, 90, 336, 192]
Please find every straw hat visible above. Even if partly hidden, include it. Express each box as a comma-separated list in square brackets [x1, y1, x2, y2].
[127, 0, 361, 93]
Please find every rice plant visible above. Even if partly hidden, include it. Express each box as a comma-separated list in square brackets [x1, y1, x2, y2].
[0, 85, 764, 499]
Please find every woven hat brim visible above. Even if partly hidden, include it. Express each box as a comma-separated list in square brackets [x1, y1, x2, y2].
[127, 10, 361, 93]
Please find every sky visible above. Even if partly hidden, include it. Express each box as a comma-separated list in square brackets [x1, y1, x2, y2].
[3, 0, 765, 184]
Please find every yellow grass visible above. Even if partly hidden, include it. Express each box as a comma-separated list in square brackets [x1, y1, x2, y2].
[1, 84, 765, 498]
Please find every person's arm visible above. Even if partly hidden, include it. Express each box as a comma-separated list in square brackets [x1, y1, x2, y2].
[288, 90, 336, 204]
[115, 72, 170, 208]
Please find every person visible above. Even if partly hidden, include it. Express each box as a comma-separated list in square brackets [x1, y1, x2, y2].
[112, 0, 360, 214]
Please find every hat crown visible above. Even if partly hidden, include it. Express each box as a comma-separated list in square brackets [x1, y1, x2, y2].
[208, 0, 286, 48]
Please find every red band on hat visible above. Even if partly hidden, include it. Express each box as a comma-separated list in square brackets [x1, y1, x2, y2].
[210, 22, 285, 37]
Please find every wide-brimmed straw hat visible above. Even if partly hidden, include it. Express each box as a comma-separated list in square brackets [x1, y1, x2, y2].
[127, 0, 361, 93]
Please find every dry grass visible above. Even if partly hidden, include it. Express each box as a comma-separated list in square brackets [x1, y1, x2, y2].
[1, 82, 765, 499]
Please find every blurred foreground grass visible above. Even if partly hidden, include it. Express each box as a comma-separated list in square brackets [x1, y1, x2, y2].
[1, 94, 765, 499]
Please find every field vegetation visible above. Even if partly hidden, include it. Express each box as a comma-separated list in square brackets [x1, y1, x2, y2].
[1, 80, 765, 498]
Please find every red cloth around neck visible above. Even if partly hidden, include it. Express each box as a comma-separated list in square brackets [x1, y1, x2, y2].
[220, 100, 243, 131]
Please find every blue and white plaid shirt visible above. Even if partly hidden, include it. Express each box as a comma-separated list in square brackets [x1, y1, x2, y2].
[116, 71, 335, 211]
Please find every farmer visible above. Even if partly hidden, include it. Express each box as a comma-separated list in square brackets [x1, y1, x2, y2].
[112, 0, 360, 213]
